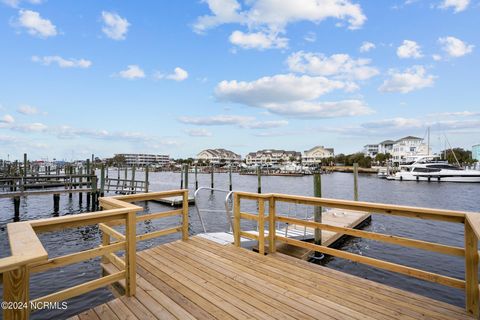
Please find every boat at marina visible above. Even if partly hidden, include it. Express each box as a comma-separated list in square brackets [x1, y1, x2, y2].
[387, 156, 480, 183]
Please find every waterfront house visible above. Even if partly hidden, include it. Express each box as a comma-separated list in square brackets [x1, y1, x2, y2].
[302, 146, 334, 166]
[196, 148, 241, 165]
[245, 149, 301, 166]
[392, 136, 431, 164]
[115, 153, 170, 167]
[363, 144, 379, 158]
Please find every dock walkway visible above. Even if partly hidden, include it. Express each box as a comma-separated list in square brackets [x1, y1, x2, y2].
[70, 236, 472, 320]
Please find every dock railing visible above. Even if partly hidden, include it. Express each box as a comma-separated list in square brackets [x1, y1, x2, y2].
[0, 189, 189, 320]
[233, 191, 480, 318]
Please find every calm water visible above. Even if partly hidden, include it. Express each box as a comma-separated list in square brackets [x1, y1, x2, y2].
[1, 170, 479, 319]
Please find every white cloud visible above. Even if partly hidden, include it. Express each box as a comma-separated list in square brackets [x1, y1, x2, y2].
[439, 0, 470, 12]
[101, 11, 129, 40]
[359, 41, 375, 53]
[194, 0, 366, 49]
[31, 55, 92, 68]
[167, 67, 188, 81]
[2, 0, 42, 7]
[17, 105, 39, 115]
[362, 117, 423, 130]
[178, 115, 289, 129]
[1, 114, 15, 123]
[397, 40, 423, 59]
[16, 9, 57, 38]
[438, 36, 474, 58]
[304, 32, 316, 43]
[229, 30, 288, 50]
[215, 74, 346, 106]
[12, 122, 47, 132]
[185, 128, 213, 137]
[286, 51, 379, 81]
[178, 115, 255, 126]
[379, 66, 435, 93]
[115, 65, 145, 80]
[432, 54, 442, 61]
[428, 111, 480, 118]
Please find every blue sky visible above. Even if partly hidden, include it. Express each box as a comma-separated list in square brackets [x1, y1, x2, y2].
[0, 0, 479, 161]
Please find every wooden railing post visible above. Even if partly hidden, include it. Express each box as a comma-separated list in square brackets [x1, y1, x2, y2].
[125, 210, 136, 296]
[233, 193, 240, 247]
[182, 190, 189, 240]
[3, 266, 30, 320]
[269, 196, 276, 253]
[465, 220, 479, 318]
[258, 198, 265, 255]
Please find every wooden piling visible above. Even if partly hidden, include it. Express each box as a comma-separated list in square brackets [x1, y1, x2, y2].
[194, 164, 198, 190]
[313, 172, 322, 248]
[229, 166, 233, 191]
[23, 153, 27, 179]
[180, 165, 184, 189]
[210, 165, 214, 189]
[184, 164, 189, 192]
[145, 165, 149, 193]
[353, 163, 359, 201]
[13, 196, 20, 216]
[257, 166, 262, 194]
[53, 193, 60, 212]
[131, 165, 136, 193]
[100, 164, 105, 196]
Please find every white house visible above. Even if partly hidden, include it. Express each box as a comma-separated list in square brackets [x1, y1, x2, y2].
[363, 144, 379, 158]
[245, 149, 301, 166]
[115, 153, 170, 167]
[302, 146, 334, 165]
[392, 136, 431, 163]
[196, 149, 241, 164]
[378, 140, 394, 155]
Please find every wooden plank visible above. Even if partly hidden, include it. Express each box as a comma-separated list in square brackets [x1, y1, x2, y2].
[131, 286, 176, 320]
[240, 231, 259, 240]
[276, 216, 464, 256]
[30, 242, 126, 273]
[466, 213, 480, 240]
[77, 309, 101, 320]
[136, 226, 181, 242]
[269, 199, 276, 253]
[93, 304, 120, 320]
[107, 299, 139, 320]
[465, 219, 479, 318]
[233, 193, 241, 246]
[258, 198, 265, 255]
[118, 296, 156, 320]
[240, 212, 259, 221]
[0, 189, 93, 199]
[136, 255, 236, 320]
[271, 193, 466, 223]
[190, 236, 467, 320]
[276, 235, 465, 289]
[106, 253, 126, 270]
[182, 190, 189, 240]
[99, 224, 125, 241]
[110, 189, 185, 202]
[30, 208, 133, 233]
[136, 209, 182, 222]
[7, 222, 47, 265]
[177, 239, 369, 320]
[32, 271, 125, 305]
[125, 210, 136, 297]
[2, 265, 29, 320]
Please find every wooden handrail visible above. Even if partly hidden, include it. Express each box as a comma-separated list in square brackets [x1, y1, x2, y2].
[232, 191, 480, 318]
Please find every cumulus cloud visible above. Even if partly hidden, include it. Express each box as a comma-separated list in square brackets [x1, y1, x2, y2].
[115, 65, 145, 79]
[185, 128, 213, 137]
[359, 41, 375, 52]
[31, 55, 92, 68]
[17, 105, 39, 115]
[379, 66, 435, 93]
[11, 122, 47, 132]
[155, 67, 189, 81]
[101, 11, 129, 40]
[15, 9, 57, 38]
[194, 0, 366, 49]
[397, 40, 423, 59]
[438, 36, 474, 58]
[1, 114, 15, 123]
[439, 0, 470, 12]
[229, 30, 288, 50]
[286, 51, 379, 81]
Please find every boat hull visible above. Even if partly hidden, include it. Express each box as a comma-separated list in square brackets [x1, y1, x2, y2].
[388, 173, 480, 183]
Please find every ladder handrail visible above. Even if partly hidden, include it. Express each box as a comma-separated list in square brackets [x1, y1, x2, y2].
[193, 187, 234, 233]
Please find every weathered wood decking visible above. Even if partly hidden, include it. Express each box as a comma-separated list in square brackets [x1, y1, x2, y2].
[69, 236, 473, 320]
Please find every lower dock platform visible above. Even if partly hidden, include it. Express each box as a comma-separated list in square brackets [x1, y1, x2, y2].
[69, 236, 472, 320]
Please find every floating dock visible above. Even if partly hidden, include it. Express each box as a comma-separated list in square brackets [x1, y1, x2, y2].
[69, 236, 473, 320]
[152, 195, 195, 206]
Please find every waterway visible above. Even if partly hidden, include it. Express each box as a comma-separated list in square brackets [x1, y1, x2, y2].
[0, 171, 479, 319]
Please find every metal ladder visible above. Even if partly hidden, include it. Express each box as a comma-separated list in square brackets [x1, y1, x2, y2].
[193, 187, 234, 234]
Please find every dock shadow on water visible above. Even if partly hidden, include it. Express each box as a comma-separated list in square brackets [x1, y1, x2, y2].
[1, 171, 479, 319]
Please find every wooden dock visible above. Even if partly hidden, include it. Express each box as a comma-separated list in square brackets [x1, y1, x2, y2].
[153, 195, 195, 206]
[70, 236, 472, 320]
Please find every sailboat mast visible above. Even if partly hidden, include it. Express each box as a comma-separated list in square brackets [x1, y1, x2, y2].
[427, 127, 430, 156]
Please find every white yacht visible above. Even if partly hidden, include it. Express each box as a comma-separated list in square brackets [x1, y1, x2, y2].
[387, 156, 480, 183]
